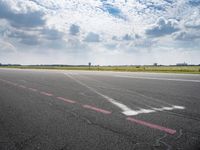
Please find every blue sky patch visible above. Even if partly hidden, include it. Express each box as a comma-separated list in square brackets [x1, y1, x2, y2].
[101, 3, 127, 20]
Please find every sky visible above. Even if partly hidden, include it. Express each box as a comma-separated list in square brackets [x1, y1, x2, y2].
[0, 0, 200, 65]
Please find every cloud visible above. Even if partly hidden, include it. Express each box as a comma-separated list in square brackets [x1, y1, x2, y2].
[185, 21, 200, 29]
[0, 0, 45, 28]
[101, 2, 127, 20]
[146, 4, 166, 11]
[184, 11, 200, 29]
[122, 34, 140, 41]
[84, 32, 100, 42]
[123, 34, 133, 41]
[41, 28, 63, 40]
[0, 0, 200, 65]
[0, 40, 16, 53]
[146, 17, 179, 37]
[173, 31, 200, 41]
[188, 0, 200, 6]
[69, 24, 80, 36]
[7, 30, 40, 45]
[5, 27, 64, 47]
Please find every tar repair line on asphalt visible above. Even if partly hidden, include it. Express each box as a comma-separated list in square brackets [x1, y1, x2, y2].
[0, 78, 177, 135]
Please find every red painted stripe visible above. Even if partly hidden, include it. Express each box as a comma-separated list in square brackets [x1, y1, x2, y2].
[127, 117, 176, 135]
[40, 91, 53, 96]
[83, 105, 111, 114]
[28, 88, 38, 92]
[56, 97, 76, 104]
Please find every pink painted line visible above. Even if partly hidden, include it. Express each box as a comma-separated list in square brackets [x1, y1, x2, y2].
[127, 117, 176, 135]
[83, 105, 112, 115]
[18, 85, 26, 89]
[28, 88, 38, 92]
[56, 97, 76, 104]
[40, 91, 53, 97]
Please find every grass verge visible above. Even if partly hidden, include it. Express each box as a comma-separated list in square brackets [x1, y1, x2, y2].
[0, 65, 200, 74]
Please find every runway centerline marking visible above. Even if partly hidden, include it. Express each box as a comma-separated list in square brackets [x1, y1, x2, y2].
[83, 105, 111, 114]
[115, 75, 200, 83]
[127, 117, 176, 134]
[64, 73, 185, 116]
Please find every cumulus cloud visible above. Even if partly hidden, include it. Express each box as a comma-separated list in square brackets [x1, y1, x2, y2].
[101, 2, 127, 20]
[122, 34, 140, 41]
[146, 17, 179, 37]
[84, 32, 100, 43]
[123, 34, 134, 41]
[184, 10, 200, 29]
[173, 31, 200, 41]
[0, 40, 16, 53]
[0, 0, 45, 28]
[69, 24, 80, 36]
[0, 0, 200, 65]
[41, 28, 63, 40]
[188, 0, 200, 6]
[7, 30, 40, 45]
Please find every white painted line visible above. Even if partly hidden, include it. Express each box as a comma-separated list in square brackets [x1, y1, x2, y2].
[64, 73, 185, 116]
[64, 73, 136, 115]
[115, 75, 200, 83]
[173, 105, 185, 109]
[123, 105, 185, 116]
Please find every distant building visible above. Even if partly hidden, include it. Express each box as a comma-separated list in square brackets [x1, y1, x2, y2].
[176, 62, 188, 66]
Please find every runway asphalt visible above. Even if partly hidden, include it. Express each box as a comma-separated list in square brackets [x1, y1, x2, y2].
[0, 68, 200, 150]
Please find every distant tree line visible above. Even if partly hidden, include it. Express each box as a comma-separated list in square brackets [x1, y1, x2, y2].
[0, 63, 21, 66]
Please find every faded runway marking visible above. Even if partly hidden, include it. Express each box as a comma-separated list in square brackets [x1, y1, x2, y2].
[64, 73, 185, 116]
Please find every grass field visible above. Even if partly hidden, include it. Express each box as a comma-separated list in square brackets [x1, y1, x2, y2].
[1, 65, 200, 74]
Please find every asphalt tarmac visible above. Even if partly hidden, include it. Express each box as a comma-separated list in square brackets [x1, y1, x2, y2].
[0, 68, 200, 150]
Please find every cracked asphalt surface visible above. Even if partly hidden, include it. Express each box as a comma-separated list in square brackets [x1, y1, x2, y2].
[0, 68, 200, 150]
